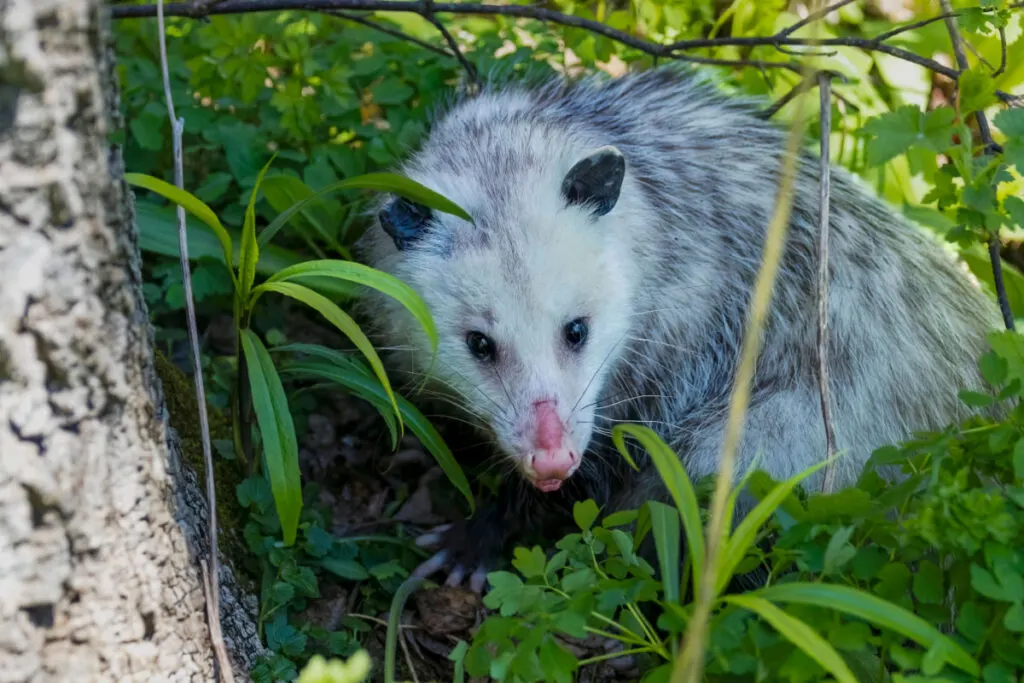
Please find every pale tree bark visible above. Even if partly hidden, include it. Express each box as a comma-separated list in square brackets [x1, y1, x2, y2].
[0, 1, 262, 680]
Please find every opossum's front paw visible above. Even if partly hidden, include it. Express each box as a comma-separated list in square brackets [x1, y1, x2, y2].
[412, 520, 506, 594]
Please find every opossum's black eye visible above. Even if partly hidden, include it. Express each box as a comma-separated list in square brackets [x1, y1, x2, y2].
[561, 146, 626, 217]
[564, 318, 589, 351]
[379, 197, 433, 250]
[466, 331, 496, 363]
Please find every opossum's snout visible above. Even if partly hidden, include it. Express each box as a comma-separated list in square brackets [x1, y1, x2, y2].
[524, 399, 580, 492]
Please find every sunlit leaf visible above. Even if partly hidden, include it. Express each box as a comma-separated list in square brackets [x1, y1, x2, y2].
[723, 594, 857, 683]
[240, 329, 301, 546]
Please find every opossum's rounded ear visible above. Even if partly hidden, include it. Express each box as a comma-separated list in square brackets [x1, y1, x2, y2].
[560, 146, 626, 217]
[378, 197, 433, 251]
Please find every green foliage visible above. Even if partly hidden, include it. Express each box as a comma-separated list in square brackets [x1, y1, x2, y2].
[115, 1, 1024, 680]
[126, 165, 468, 546]
[467, 332, 1024, 682]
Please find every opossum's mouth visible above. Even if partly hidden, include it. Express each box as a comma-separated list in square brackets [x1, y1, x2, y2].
[534, 478, 565, 493]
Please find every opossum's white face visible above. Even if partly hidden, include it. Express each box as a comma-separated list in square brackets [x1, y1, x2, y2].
[367, 145, 640, 493]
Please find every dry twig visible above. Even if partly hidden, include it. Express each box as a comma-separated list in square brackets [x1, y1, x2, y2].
[672, 3, 827, 681]
[939, 0, 1015, 331]
[816, 72, 839, 494]
[108, 0, 1018, 105]
[155, 0, 234, 678]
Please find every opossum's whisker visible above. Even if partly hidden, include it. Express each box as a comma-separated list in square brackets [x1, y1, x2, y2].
[586, 393, 670, 410]
[570, 329, 630, 416]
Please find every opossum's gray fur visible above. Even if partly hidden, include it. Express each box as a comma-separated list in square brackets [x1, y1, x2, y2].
[355, 64, 1001, 569]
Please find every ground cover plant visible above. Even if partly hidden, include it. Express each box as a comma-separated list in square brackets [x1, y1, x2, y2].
[110, 0, 1024, 680]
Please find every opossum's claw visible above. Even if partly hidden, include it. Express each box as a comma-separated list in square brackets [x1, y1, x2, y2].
[411, 550, 449, 579]
[413, 524, 452, 550]
[469, 566, 488, 594]
[410, 523, 496, 593]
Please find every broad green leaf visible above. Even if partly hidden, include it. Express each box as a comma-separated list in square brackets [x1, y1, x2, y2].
[573, 499, 600, 532]
[264, 259, 437, 353]
[719, 457, 831, 593]
[239, 156, 275, 299]
[260, 175, 349, 257]
[994, 108, 1024, 139]
[258, 173, 472, 248]
[647, 501, 681, 604]
[254, 281, 402, 433]
[125, 172, 236, 286]
[276, 348, 473, 512]
[755, 582, 980, 676]
[723, 594, 857, 683]
[611, 424, 704, 599]
[240, 329, 302, 546]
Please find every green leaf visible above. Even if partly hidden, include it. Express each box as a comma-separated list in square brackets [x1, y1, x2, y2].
[253, 282, 402, 434]
[611, 424, 704, 599]
[126, 173, 237, 286]
[755, 582, 980, 677]
[260, 175, 348, 256]
[959, 68, 998, 114]
[258, 173, 472, 248]
[647, 501, 681, 604]
[822, 526, 856, 576]
[602, 510, 638, 528]
[282, 563, 319, 598]
[237, 476, 274, 512]
[320, 558, 370, 581]
[720, 457, 831, 593]
[723, 594, 857, 683]
[371, 77, 415, 105]
[239, 155, 275, 299]
[276, 346, 473, 512]
[1014, 439, 1024, 480]
[240, 329, 302, 546]
[263, 260, 437, 354]
[1005, 196, 1024, 229]
[994, 108, 1024, 138]
[959, 390, 994, 407]
[129, 117, 163, 151]
[573, 499, 600, 532]
[913, 560, 944, 605]
[512, 546, 548, 579]
[863, 106, 955, 166]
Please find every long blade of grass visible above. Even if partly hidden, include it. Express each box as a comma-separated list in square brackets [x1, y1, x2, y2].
[256, 281, 403, 434]
[258, 172, 472, 248]
[647, 501, 681, 605]
[126, 172, 236, 283]
[754, 583, 980, 677]
[723, 595, 857, 683]
[717, 457, 832, 594]
[277, 349, 474, 513]
[240, 329, 302, 546]
[612, 424, 704, 599]
[239, 156, 276, 299]
[263, 260, 437, 352]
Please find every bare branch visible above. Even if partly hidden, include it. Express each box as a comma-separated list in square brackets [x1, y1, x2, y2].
[994, 27, 1007, 78]
[777, 0, 858, 38]
[324, 10, 451, 57]
[815, 72, 839, 494]
[111, 0, 1019, 104]
[155, 0, 234, 677]
[939, 0, 1014, 331]
[420, 0, 480, 92]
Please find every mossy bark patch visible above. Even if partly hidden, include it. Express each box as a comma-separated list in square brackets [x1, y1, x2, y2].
[154, 350, 258, 591]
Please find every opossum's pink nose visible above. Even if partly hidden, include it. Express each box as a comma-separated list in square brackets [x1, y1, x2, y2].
[531, 450, 577, 488]
[529, 400, 577, 491]
[533, 399, 564, 451]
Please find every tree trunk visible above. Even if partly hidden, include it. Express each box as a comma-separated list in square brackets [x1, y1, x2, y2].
[0, 1, 262, 680]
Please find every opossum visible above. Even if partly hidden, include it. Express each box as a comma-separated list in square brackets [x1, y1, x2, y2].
[354, 64, 1002, 590]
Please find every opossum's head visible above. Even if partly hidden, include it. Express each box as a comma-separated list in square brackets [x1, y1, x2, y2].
[363, 139, 640, 493]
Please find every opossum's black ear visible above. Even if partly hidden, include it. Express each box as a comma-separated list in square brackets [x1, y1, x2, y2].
[378, 197, 433, 250]
[561, 146, 626, 217]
